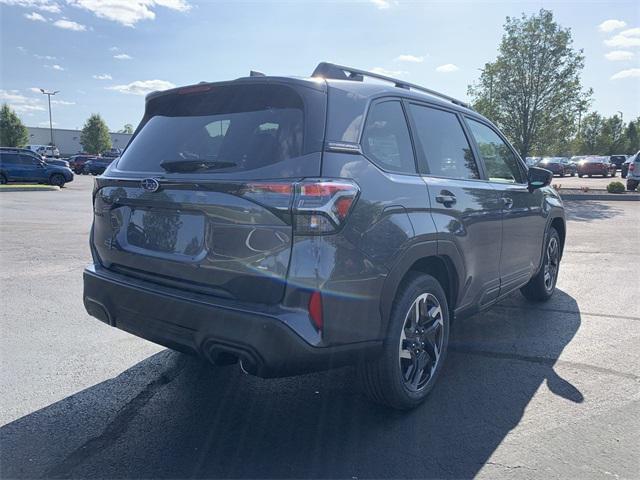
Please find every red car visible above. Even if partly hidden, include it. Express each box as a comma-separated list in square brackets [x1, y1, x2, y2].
[68, 154, 99, 174]
[577, 156, 616, 178]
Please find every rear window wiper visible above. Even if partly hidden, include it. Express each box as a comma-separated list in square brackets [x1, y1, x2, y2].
[160, 159, 237, 173]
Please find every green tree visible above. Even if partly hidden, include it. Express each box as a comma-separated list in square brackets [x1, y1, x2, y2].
[578, 112, 603, 154]
[80, 114, 112, 154]
[119, 123, 134, 134]
[624, 119, 639, 153]
[468, 9, 591, 158]
[597, 115, 624, 154]
[0, 104, 29, 147]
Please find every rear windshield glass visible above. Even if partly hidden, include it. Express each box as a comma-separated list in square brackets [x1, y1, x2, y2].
[116, 84, 305, 174]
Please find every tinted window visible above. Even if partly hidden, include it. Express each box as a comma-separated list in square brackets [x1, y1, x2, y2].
[117, 84, 306, 174]
[20, 154, 38, 165]
[409, 104, 479, 180]
[466, 119, 525, 184]
[0, 153, 18, 164]
[362, 101, 416, 174]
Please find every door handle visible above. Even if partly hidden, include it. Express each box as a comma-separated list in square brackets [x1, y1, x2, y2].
[436, 192, 457, 207]
[502, 196, 514, 209]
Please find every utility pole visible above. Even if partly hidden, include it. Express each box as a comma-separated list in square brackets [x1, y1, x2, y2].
[39, 89, 59, 146]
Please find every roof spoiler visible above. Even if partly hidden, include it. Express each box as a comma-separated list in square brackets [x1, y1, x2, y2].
[311, 61, 472, 110]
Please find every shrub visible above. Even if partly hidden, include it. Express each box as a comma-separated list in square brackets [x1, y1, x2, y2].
[607, 181, 625, 194]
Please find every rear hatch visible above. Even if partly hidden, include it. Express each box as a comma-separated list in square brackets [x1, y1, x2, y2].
[92, 79, 327, 304]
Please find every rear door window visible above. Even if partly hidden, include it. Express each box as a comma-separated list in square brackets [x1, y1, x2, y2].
[466, 118, 526, 184]
[361, 100, 416, 174]
[116, 83, 315, 176]
[409, 104, 479, 180]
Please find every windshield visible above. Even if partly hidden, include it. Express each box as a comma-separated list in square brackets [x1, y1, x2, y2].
[116, 84, 306, 175]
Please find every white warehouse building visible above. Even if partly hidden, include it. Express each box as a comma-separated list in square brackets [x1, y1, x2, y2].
[26, 127, 133, 157]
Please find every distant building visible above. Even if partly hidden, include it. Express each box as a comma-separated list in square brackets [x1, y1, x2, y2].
[26, 127, 133, 157]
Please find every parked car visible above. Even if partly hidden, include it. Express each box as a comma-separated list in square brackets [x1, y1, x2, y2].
[83, 62, 566, 410]
[83, 157, 115, 175]
[525, 156, 541, 166]
[101, 148, 122, 158]
[45, 158, 70, 168]
[609, 155, 627, 169]
[538, 157, 574, 176]
[68, 154, 99, 174]
[26, 144, 60, 158]
[625, 151, 640, 191]
[621, 155, 634, 178]
[577, 156, 617, 177]
[0, 147, 74, 187]
[560, 157, 577, 176]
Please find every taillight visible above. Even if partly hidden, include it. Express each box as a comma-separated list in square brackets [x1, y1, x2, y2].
[239, 179, 360, 235]
[308, 290, 323, 331]
[294, 179, 359, 234]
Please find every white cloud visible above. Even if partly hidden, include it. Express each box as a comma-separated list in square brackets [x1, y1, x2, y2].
[0, 89, 46, 113]
[610, 68, 640, 80]
[436, 63, 459, 73]
[46, 64, 65, 70]
[66, 0, 191, 27]
[395, 54, 424, 63]
[109, 46, 119, 51]
[604, 50, 634, 61]
[53, 19, 87, 31]
[619, 27, 640, 37]
[38, 120, 58, 126]
[113, 53, 132, 60]
[604, 27, 640, 49]
[24, 11, 46, 21]
[34, 54, 56, 60]
[106, 79, 175, 95]
[93, 73, 112, 80]
[370, 0, 391, 9]
[370, 67, 407, 77]
[598, 19, 627, 32]
[17, 45, 27, 52]
[51, 99, 75, 105]
[0, 0, 60, 13]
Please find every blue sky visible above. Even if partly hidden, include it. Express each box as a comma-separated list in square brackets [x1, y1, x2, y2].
[1, 0, 639, 131]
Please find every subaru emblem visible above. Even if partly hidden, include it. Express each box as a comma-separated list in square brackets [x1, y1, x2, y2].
[141, 178, 160, 193]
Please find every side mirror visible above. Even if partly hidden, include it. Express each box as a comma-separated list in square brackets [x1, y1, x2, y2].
[527, 166, 552, 192]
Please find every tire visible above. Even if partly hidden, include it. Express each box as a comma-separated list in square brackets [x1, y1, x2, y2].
[570, 172, 575, 177]
[0, 174, 6, 185]
[627, 180, 639, 191]
[359, 272, 450, 410]
[578, 174, 583, 178]
[521, 227, 561, 302]
[49, 173, 65, 187]
[588, 174, 592, 178]
[610, 171, 616, 178]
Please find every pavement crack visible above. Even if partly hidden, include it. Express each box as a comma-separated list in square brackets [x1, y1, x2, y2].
[450, 345, 639, 381]
[44, 360, 187, 479]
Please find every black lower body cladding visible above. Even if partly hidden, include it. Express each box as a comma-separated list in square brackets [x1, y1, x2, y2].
[83, 265, 381, 377]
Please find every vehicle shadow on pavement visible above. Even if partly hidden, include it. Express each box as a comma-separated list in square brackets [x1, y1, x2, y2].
[563, 200, 624, 222]
[0, 290, 582, 479]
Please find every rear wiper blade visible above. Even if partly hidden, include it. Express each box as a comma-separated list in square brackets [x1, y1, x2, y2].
[160, 159, 237, 172]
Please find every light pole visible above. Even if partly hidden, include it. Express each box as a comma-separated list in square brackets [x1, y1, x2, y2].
[39, 89, 59, 146]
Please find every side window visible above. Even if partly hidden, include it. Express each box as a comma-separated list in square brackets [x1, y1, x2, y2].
[409, 104, 479, 180]
[361, 101, 416, 174]
[20, 154, 38, 165]
[466, 119, 525, 184]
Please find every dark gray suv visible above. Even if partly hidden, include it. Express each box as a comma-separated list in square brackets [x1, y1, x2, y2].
[83, 63, 565, 409]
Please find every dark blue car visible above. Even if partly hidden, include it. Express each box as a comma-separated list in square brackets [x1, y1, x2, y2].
[0, 148, 74, 187]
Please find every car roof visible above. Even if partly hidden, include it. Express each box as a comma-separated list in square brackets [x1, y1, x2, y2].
[146, 74, 481, 119]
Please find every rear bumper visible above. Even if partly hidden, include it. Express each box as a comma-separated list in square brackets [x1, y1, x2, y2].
[83, 265, 381, 377]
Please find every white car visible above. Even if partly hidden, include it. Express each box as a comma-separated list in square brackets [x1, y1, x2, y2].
[25, 144, 60, 158]
[626, 151, 639, 191]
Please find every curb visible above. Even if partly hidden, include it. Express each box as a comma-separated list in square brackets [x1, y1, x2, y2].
[0, 185, 60, 192]
[560, 193, 640, 201]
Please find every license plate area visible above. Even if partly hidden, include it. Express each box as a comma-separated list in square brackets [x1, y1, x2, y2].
[124, 208, 206, 260]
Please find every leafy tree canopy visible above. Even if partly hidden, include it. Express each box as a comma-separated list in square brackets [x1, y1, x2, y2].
[0, 104, 29, 148]
[80, 113, 112, 154]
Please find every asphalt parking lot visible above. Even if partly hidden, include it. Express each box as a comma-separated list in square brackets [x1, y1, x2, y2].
[1, 175, 639, 479]
[549, 170, 629, 190]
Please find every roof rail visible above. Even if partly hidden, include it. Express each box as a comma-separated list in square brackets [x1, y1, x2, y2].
[311, 62, 472, 110]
